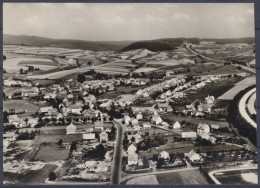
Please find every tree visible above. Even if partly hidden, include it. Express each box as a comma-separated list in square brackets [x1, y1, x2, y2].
[3, 111, 9, 123]
[153, 154, 159, 161]
[77, 74, 86, 83]
[48, 172, 57, 181]
[156, 158, 166, 168]
[24, 118, 29, 125]
[70, 141, 77, 152]
[58, 139, 63, 145]
[143, 157, 150, 168]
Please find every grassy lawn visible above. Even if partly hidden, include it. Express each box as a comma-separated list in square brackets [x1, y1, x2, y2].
[156, 169, 209, 185]
[4, 100, 40, 115]
[34, 134, 83, 145]
[34, 143, 70, 161]
[4, 164, 58, 184]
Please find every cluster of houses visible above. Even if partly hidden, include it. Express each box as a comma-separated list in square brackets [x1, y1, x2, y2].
[115, 78, 150, 87]
[183, 95, 216, 117]
[136, 78, 186, 98]
[65, 121, 112, 144]
[4, 79, 32, 87]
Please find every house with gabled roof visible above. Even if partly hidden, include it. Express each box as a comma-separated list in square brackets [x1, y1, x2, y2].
[205, 95, 215, 104]
[66, 123, 77, 134]
[127, 143, 138, 165]
[159, 150, 170, 160]
[173, 121, 181, 129]
[99, 131, 108, 143]
[151, 115, 163, 125]
[197, 123, 210, 134]
[185, 149, 202, 163]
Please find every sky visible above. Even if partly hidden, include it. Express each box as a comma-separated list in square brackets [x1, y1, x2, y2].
[3, 3, 255, 41]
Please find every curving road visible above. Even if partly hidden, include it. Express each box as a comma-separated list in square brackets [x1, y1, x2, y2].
[238, 87, 257, 128]
[248, 92, 256, 115]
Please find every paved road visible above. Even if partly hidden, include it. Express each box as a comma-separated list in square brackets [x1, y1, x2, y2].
[248, 92, 256, 115]
[239, 87, 257, 128]
[111, 120, 125, 184]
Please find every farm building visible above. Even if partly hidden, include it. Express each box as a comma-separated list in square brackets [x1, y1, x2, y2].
[66, 123, 77, 135]
[182, 132, 197, 139]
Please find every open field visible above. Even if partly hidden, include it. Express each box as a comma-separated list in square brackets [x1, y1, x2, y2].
[4, 57, 58, 72]
[126, 175, 159, 185]
[134, 67, 158, 73]
[4, 100, 40, 115]
[4, 164, 58, 184]
[156, 169, 208, 185]
[34, 143, 70, 161]
[146, 59, 194, 66]
[218, 76, 256, 100]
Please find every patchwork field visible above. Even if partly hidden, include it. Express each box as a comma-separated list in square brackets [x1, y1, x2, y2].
[146, 59, 194, 66]
[156, 169, 209, 185]
[126, 169, 209, 185]
[4, 57, 58, 72]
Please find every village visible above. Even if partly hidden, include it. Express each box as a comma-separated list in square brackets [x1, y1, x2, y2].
[3, 37, 257, 185]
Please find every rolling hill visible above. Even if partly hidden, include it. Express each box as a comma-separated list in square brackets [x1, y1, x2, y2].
[120, 38, 200, 52]
[4, 34, 255, 52]
[3, 34, 133, 51]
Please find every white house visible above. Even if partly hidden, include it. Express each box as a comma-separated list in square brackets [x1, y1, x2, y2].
[136, 112, 143, 120]
[105, 128, 111, 133]
[159, 150, 170, 160]
[99, 131, 108, 143]
[142, 92, 149, 98]
[182, 132, 197, 139]
[66, 123, 77, 134]
[131, 118, 139, 126]
[205, 95, 215, 104]
[173, 121, 181, 129]
[127, 144, 138, 165]
[83, 133, 96, 142]
[197, 123, 210, 134]
[143, 124, 151, 130]
[211, 124, 220, 130]
[151, 115, 163, 125]
[124, 115, 131, 126]
[185, 149, 202, 163]
[128, 132, 142, 143]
